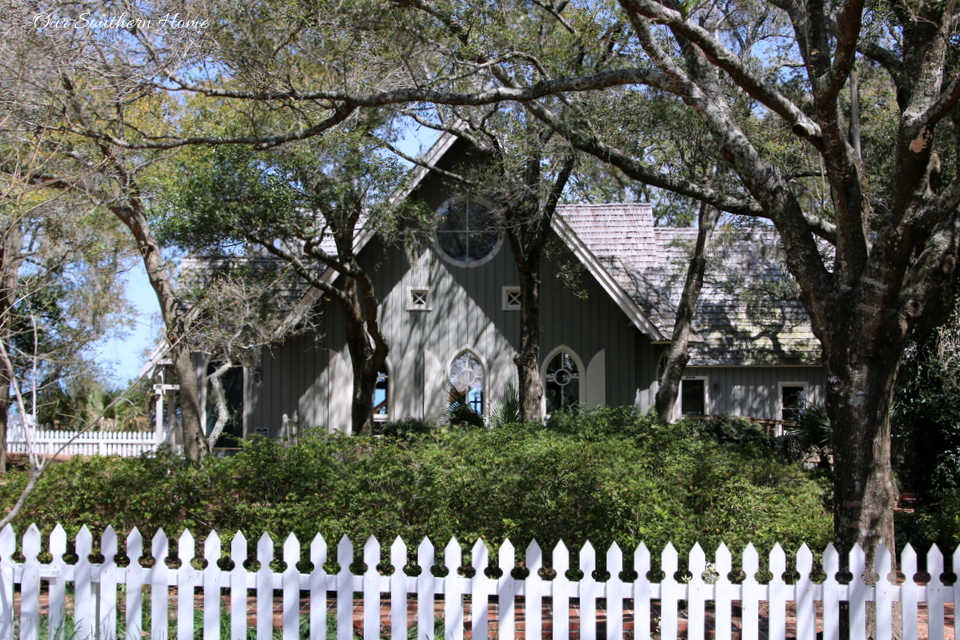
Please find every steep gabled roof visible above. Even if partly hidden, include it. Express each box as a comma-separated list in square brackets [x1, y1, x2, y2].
[555, 203, 820, 366]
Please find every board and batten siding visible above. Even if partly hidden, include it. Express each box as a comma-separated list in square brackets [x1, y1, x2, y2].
[246, 227, 651, 433]
[682, 365, 826, 421]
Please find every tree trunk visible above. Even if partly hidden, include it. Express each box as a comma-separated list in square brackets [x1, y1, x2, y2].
[514, 252, 543, 422]
[111, 204, 205, 461]
[339, 276, 388, 434]
[825, 349, 900, 560]
[655, 203, 719, 423]
[0, 220, 24, 473]
[0, 385, 8, 474]
[171, 344, 205, 461]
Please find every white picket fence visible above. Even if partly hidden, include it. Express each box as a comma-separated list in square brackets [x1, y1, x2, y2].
[5, 430, 159, 457]
[0, 524, 956, 640]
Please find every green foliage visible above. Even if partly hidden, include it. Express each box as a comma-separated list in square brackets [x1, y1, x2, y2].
[378, 418, 435, 440]
[36, 378, 152, 431]
[915, 490, 960, 550]
[894, 305, 960, 497]
[487, 382, 521, 429]
[1, 409, 834, 560]
[792, 404, 833, 450]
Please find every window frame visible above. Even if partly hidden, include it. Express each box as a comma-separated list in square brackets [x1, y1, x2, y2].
[778, 381, 808, 424]
[540, 345, 585, 415]
[407, 287, 432, 311]
[502, 286, 521, 311]
[448, 348, 486, 418]
[373, 360, 393, 423]
[677, 375, 709, 419]
[434, 197, 503, 268]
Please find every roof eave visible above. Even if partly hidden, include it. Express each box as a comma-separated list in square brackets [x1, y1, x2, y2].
[550, 215, 666, 341]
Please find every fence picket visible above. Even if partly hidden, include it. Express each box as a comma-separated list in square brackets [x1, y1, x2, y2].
[178, 530, 197, 640]
[0, 526, 955, 640]
[257, 533, 276, 640]
[659, 544, 678, 640]
[579, 541, 598, 640]
[471, 540, 491, 640]
[204, 531, 223, 640]
[48, 525, 67, 640]
[714, 543, 733, 640]
[849, 544, 866, 640]
[874, 543, 893, 640]
[953, 546, 960, 638]
[391, 538, 408, 640]
[126, 528, 146, 638]
[551, 541, 571, 640]
[74, 526, 95, 640]
[525, 540, 543, 640]
[365, 536, 383, 640]
[606, 543, 625, 640]
[820, 544, 840, 640]
[230, 532, 249, 640]
[310, 534, 329, 640]
[6, 429, 159, 457]
[741, 544, 760, 640]
[338, 536, 355, 640]
[768, 544, 786, 640]
[497, 540, 515, 640]
[417, 538, 435, 640]
[900, 544, 918, 640]
[0, 525, 12, 640]
[100, 526, 119, 640]
[633, 544, 650, 640]
[20, 525, 41, 640]
[284, 534, 302, 640]
[445, 538, 464, 640]
[795, 544, 815, 640]
[151, 529, 170, 640]
[687, 544, 706, 640]
[927, 544, 945, 640]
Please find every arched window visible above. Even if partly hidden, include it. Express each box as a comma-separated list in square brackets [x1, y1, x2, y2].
[449, 351, 484, 415]
[544, 349, 581, 413]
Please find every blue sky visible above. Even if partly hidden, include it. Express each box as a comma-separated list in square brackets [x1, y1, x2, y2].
[95, 265, 160, 386]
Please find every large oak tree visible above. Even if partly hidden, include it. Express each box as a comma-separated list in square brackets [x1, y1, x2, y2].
[9, 0, 960, 565]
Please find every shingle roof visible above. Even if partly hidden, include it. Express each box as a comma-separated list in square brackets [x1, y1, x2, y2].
[556, 203, 821, 366]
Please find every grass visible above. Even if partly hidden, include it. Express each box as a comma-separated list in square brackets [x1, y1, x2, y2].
[14, 595, 444, 640]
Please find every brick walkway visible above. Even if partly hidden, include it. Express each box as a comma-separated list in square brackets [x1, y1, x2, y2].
[283, 596, 955, 639]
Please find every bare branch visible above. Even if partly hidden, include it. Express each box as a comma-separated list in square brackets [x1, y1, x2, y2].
[618, 0, 824, 142]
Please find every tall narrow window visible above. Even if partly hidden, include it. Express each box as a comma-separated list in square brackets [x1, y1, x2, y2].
[680, 377, 707, 416]
[545, 350, 580, 412]
[450, 351, 484, 415]
[780, 383, 807, 423]
[373, 369, 389, 421]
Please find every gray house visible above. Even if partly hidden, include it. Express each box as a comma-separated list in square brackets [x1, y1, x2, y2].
[232, 144, 825, 437]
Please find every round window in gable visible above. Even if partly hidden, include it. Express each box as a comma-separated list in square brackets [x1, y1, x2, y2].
[435, 198, 502, 267]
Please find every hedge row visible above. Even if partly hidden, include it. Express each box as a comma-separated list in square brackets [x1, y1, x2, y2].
[0, 410, 840, 558]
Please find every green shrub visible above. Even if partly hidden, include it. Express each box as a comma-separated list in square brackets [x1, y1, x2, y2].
[2, 410, 834, 561]
[915, 489, 960, 550]
[378, 418, 436, 440]
[695, 415, 776, 450]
